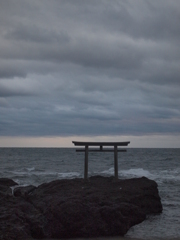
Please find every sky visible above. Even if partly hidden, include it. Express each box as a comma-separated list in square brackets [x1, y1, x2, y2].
[0, 0, 180, 148]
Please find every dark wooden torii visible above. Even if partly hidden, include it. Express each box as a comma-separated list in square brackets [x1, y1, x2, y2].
[72, 141, 130, 180]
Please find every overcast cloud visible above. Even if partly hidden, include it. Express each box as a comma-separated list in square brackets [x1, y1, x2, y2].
[0, 0, 180, 147]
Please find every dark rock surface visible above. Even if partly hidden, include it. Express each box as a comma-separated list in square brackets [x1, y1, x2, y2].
[0, 176, 162, 239]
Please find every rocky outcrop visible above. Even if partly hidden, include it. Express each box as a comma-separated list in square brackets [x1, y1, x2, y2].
[0, 176, 162, 239]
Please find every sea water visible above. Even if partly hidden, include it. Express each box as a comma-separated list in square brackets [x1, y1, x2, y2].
[0, 148, 179, 239]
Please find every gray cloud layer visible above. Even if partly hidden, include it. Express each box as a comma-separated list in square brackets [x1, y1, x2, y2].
[0, 0, 180, 138]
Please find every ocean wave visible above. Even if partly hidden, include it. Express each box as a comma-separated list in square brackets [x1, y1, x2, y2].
[101, 167, 153, 178]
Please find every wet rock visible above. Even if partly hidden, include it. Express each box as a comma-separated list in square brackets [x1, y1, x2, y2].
[0, 176, 162, 239]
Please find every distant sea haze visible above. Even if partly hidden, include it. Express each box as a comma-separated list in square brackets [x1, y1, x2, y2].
[0, 148, 180, 239]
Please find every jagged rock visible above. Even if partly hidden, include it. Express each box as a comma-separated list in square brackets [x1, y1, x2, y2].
[0, 178, 18, 196]
[14, 185, 37, 197]
[0, 176, 162, 239]
[0, 178, 18, 187]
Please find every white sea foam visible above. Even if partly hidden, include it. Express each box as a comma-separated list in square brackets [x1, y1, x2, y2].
[58, 172, 81, 178]
[30, 170, 80, 178]
[102, 167, 180, 183]
[101, 167, 114, 175]
[102, 167, 153, 178]
[120, 168, 153, 178]
[26, 167, 35, 171]
[158, 168, 180, 181]
[11, 170, 30, 176]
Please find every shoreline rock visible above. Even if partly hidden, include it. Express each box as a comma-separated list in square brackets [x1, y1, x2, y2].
[0, 176, 162, 239]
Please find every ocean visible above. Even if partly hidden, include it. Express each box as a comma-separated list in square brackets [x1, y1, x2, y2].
[0, 147, 179, 239]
